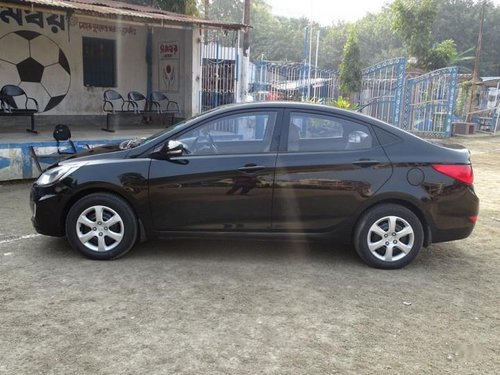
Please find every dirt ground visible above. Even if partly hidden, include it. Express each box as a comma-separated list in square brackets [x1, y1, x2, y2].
[0, 135, 499, 374]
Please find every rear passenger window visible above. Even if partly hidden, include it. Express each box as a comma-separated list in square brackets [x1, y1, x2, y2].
[287, 112, 373, 152]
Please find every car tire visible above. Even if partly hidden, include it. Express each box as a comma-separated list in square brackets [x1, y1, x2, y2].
[65, 193, 138, 260]
[354, 204, 424, 269]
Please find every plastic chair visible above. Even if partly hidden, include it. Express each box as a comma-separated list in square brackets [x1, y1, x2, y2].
[30, 124, 83, 173]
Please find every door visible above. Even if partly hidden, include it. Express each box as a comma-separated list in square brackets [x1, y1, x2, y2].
[272, 110, 393, 232]
[149, 109, 282, 231]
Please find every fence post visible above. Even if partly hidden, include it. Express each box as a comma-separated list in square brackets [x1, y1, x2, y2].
[445, 67, 459, 137]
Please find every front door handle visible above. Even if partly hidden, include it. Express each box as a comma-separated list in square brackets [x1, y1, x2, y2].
[238, 165, 266, 173]
[352, 159, 381, 167]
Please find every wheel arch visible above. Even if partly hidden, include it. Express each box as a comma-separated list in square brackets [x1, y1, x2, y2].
[61, 187, 147, 241]
[352, 198, 432, 247]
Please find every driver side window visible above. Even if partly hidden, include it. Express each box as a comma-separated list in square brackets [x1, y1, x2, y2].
[176, 111, 277, 155]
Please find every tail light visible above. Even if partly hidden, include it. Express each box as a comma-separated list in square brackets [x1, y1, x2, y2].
[432, 164, 474, 185]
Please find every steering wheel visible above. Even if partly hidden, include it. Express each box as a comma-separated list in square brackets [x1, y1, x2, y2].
[192, 132, 218, 154]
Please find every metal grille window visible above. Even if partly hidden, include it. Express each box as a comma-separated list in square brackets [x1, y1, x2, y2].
[82, 37, 116, 87]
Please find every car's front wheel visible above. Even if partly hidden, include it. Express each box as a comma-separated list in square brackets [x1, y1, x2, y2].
[354, 204, 424, 269]
[65, 193, 138, 260]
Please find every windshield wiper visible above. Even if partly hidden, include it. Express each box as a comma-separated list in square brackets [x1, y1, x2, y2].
[119, 137, 145, 150]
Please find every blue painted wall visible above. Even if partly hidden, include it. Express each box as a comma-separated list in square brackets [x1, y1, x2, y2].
[0, 139, 125, 181]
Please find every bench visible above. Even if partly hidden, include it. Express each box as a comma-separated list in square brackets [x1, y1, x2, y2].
[102, 90, 179, 132]
[149, 91, 180, 125]
[0, 85, 39, 133]
[101, 89, 135, 132]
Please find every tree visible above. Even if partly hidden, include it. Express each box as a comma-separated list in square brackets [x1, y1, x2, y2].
[202, 0, 243, 22]
[125, 0, 199, 15]
[356, 6, 403, 67]
[198, 0, 500, 75]
[339, 28, 362, 98]
[391, 0, 438, 70]
[425, 39, 459, 70]
[156, 0, 198, 15]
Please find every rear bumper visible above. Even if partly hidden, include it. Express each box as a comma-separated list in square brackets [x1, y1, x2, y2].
[431, 224, 475, 244]
[429, 186, 479, 244]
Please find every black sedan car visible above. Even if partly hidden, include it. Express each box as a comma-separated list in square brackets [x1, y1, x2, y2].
[30, 102, 478, 269]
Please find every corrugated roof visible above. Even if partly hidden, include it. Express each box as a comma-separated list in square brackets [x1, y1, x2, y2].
[3, 0, 246, 29]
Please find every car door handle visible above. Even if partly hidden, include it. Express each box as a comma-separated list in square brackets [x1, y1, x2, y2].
[352, 159, 381, 167]
[237, 165, 266, 173]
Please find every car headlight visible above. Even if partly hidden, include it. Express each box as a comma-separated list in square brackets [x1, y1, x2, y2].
[36, 164, 82, 186]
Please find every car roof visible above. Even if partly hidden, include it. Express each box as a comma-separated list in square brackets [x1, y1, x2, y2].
[207, 101, 392, 128]
[209, 101, 350, 114]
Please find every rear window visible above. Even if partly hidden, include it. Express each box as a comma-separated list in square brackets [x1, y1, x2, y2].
[372, 126, 401, 145]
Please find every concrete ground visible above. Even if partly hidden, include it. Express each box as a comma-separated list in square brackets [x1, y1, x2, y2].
[0, 136, 499, 374]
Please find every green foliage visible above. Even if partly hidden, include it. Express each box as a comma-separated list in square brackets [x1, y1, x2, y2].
[426, 39, 458, 70]
[391, 0, 438, 70]
[156, 0, 199, 15]
[356, 8, 403, 66]
[200, 0, 500, 76]
[304, 96, 358, 110]
[304, 97, 323, 104]
[339, 28, 362, 97]
[456, 80, 473, 117]
[328, 96, 358, 110]
[202, 0, 243, 22]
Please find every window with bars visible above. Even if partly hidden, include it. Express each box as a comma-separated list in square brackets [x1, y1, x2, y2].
[82, 37, 116, 87]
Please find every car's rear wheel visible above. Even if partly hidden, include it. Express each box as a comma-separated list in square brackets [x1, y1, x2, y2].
[354, 204, 424, 269]
[65, 193, 138, 260]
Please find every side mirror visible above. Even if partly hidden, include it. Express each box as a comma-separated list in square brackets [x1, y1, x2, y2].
[164, 140, 185, 156]
[151, 140, 186, 160]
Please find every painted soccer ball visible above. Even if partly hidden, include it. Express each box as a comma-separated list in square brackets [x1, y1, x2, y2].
[0, 30, 71, 112]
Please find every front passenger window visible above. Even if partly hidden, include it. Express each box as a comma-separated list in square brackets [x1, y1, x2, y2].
[176, 111, 277, 155]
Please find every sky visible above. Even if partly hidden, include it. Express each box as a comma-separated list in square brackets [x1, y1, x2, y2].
[266, 0, 500, 25]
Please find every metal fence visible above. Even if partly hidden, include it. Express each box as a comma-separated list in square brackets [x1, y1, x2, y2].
[402, 67, 459, 137]
[360, 57, 406, 126]
[250, 60, 337, 102]
[200, 29, 240, 111]
[197, 49, 460, 138]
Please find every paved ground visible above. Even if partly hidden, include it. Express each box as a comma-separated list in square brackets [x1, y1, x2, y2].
[0, 135, 499, 374]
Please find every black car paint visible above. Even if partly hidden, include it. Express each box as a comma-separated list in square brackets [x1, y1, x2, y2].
[31, 102, 478, 246]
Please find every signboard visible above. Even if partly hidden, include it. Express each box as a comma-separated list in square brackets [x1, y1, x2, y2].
[159, 41, 179, 92]
[159, 41, 179, 59]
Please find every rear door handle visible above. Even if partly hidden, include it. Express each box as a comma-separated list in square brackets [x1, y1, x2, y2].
[352, 159, 381, 167]
[238, 165, 266, 173]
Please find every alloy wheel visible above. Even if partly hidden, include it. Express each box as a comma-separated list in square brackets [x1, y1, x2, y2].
[76, 205, 124, 252]
[366, 215, 415, 262]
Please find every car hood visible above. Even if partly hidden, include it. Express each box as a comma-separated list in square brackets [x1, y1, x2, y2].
[61, 143, 128, 163]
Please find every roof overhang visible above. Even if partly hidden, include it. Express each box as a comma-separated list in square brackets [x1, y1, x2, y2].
[481, 77, 500, 88]
[1, 0, 247, 30]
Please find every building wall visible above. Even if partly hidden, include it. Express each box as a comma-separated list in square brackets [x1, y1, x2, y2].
[0, 5, 199, 119]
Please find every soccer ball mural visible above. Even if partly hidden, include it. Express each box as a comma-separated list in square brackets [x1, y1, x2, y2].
[0, 31, 71, 112]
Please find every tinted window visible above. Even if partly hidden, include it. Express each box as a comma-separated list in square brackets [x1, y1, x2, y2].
[287, 112, 373, 152]
[176, 111, 277, 155]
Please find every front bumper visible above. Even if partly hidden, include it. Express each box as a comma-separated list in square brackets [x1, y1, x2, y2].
[30, 184, 67, 237]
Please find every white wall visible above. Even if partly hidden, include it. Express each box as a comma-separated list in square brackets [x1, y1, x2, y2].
[0, 5, 197, 117]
